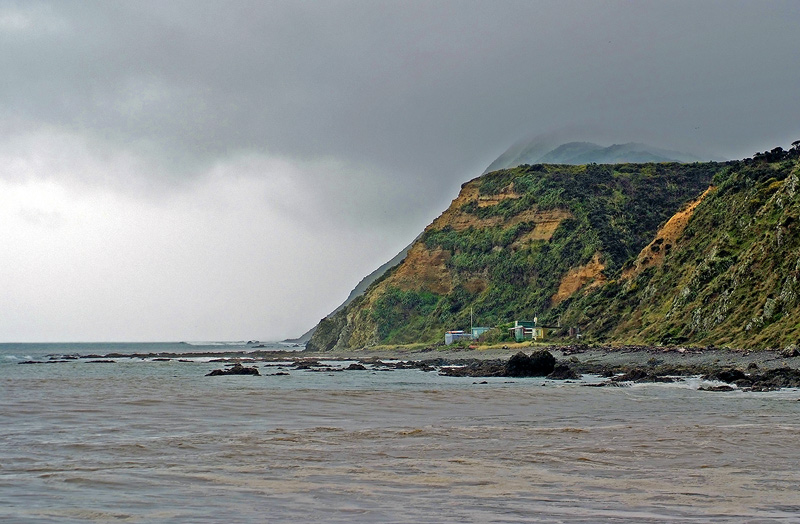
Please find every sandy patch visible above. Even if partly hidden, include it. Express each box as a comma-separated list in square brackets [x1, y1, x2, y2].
[552, 252, 606, 305]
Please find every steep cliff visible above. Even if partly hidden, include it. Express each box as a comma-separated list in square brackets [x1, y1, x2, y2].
[308, 160, 720, 351]
[308, 145, 800, 351]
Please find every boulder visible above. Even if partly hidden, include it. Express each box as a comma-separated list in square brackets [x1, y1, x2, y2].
[293, 360, 330, 370]
[503, 350, 556, 377]
[547, 363, 580, 380]
[206, 363, 260, 376]
[704, 368, 746, 383]
[439, 360, 505, 377]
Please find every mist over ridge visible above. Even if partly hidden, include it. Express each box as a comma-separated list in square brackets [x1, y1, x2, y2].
[484, 136, 721, 173]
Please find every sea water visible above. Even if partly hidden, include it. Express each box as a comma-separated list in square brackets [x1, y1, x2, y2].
[2, 343, 800, 523]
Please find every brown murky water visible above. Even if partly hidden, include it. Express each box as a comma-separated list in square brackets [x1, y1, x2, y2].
[2, 345, 800, 523]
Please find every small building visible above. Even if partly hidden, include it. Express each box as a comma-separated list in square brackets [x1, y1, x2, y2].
[471, 326, 491, 338]
[444, 326, 492, 345]
[444, 330, 473, 345]
[509, 320, 552, 342]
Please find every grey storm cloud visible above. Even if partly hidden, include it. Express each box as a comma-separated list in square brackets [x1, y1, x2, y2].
[5, 1, 800, 179]
[2, 0, 799, 341]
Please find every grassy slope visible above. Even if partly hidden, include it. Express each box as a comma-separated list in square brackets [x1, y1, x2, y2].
[565, 153, 800, 349]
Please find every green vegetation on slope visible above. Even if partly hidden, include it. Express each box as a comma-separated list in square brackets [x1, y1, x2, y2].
[564, 147, 800, 349]
[308, 161, 719, 351]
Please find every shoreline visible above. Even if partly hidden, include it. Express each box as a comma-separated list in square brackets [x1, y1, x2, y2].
[20, 343, 800, 390]
[31, 343, 800, 370]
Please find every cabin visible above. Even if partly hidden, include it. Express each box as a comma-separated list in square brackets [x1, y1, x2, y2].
[444, 326, 491, 345]
[444, 330, 473, 345]
[471, 326, 491, 338]
[509, 320, 551, 342]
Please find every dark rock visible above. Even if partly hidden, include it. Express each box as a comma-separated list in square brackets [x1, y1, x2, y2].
[394, 360, 435, 371]
[293, 360, 326, 370]
[206, 363, 260, 376]
[704, 368, 746, 383]
[547, 363, 580, 380]
[752, 367, 800, 389]
[294, 359, 332, 371]
[438, 360, 505, 377]
[504, 351, 556, 377]
[608, 366, 676, 383]
[439, 351, 556, 378]
[780, 344, 799, 357]
[612, 368, 650, 382]
[87, 360, 115, 363]
[699, 385, 735, 392]
[345, 363, 367, 370]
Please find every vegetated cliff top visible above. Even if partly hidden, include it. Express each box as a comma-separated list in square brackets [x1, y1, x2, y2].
[307, 143, 800, 352]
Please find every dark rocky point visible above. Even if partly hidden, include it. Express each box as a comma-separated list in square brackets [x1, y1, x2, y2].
[439, 351, 557, 378]
[699, 385, 735, 392]
[504, 351, 556, 377]
[547, 363, 580, 380]
[206, 363, 260, 376]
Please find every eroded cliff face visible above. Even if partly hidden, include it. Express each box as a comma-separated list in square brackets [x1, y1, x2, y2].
[308, 177, 575, 351]
[622, 186, 715, 280]
[569, 153, 800, 349]
[308, 161, 721, 351]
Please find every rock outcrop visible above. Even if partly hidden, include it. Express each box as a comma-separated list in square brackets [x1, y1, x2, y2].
[439, 351, 558, 378]
[205, 363, 260, 376]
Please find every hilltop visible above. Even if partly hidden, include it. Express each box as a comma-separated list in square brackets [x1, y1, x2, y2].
[307, 143, 800, 351]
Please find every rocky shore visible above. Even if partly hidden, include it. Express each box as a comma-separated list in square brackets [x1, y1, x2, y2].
[300, 343, 800, 390]
[24, 343, 800, 391]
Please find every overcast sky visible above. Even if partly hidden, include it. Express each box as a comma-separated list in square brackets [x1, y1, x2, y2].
[2, 1, 799, 341]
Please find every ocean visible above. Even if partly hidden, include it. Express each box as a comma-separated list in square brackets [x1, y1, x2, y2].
[2, 342, 799, 523]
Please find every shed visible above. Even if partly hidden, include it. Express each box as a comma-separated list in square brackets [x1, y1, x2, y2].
[445, 330, 473, 345]
[471, 326, 491, 338]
